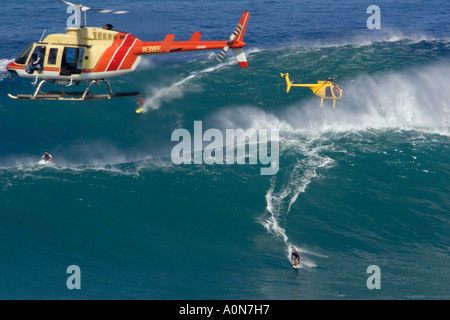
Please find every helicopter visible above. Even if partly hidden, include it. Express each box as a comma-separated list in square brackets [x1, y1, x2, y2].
[6, 1, 250, 101]
[280, 73, 347, 108]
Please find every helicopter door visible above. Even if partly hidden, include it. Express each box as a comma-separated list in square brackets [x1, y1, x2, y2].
[60, 47, 84, 76]
[24, 45, 46, 74]
[325, 86, 333, 98]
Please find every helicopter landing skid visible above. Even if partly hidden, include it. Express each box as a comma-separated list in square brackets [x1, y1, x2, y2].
[7, 92, 140, 101]
[7, 79, 140, 101]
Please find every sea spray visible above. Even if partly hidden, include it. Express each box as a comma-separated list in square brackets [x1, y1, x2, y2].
[275, 63, 450, 135]
[140, 59, 236, 113]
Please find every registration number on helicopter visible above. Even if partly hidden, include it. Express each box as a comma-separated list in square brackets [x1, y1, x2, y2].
[142, 45, 161, 53]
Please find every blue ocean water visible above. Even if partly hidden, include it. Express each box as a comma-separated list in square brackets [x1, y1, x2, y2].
[0, 0, 449, 299]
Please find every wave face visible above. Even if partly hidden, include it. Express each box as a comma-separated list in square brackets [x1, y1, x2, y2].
[1, 0, 449, 299]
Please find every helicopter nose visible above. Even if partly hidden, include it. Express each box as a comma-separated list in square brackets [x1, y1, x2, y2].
[6, 61, 18, 75]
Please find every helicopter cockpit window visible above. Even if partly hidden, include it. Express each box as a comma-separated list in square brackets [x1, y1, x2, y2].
[14, 44, 33, 65]
[333, 86, 341, 98]
[48, 48, 58, 65]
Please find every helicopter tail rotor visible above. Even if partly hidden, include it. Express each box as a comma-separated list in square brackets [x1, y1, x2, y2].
[216, 10, 250, 67]
[280, 73, 293, 93]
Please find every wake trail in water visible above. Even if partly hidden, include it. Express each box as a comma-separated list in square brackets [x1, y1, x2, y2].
[139, 58, 236, 113]
[261, 139, 333, 268]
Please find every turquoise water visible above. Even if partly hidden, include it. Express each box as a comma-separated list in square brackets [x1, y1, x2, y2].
[0, 0, 449, 299]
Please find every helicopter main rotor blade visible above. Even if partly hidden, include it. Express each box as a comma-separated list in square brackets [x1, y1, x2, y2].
[57, 0, 128, 14]
[89, 8, 129, 14]
[57, 0, 76, 7]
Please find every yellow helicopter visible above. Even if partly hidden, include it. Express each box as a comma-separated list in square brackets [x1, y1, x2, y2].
[281, 73, 347, 108]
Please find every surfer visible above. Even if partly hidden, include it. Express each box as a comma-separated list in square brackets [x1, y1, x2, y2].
[136, 97, 144, 114]
[291, 248, 301, 267]
[41, 151, 53, 163]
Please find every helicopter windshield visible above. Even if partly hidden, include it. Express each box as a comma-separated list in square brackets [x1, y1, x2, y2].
[14, 44, 33, 65]
[333, 86, 341, 98]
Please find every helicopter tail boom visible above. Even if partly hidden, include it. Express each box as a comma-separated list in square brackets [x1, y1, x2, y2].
[281, 73, 325, 93]
[135, 11, 250, 68]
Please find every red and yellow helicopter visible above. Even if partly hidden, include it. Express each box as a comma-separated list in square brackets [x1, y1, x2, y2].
[6, 1, 250, 101]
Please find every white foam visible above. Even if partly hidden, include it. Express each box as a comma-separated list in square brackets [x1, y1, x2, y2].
[273, 30, 447, 51]
[209, 61, 450, 138]
[0, 153, 176, 178]
[0, 59, 13, 81]
[277, 63, 450, 136]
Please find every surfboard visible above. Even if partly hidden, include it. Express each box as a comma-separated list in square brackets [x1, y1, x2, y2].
[136, 107, 143, 114]
[293, 264, 300, 269]
[38, 159, 54, 166]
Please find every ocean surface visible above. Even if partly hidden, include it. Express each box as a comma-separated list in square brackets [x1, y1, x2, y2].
[0, 0, 449, 299]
